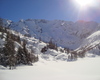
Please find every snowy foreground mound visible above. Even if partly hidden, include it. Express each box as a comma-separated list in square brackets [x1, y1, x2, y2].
[0, 57, 100, 80]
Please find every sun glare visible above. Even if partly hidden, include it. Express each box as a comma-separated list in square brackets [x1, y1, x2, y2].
[75, 0, 94, 8]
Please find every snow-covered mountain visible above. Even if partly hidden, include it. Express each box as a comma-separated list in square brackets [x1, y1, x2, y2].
[1, 18, 100, 58]
[1, 18, 100, 49]
[0, 18, 100, 69]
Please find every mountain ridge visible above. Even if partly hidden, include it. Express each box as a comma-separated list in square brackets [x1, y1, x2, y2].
[0, 18, 100, 49]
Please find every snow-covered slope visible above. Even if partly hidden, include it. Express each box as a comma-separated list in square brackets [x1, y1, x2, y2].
[0, 57, 100, 80]
[74, 31, 100, 56]
[1, 18, 100, 49]
[82, 31, 100, 47]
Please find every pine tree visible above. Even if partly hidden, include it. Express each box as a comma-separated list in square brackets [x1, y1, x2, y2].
[17, 47, 25, 64]
[47, 39, 57, 50]
[17, 40, 34, 65]
[5, 39, 16, 69]
[2, 31, 17, 69]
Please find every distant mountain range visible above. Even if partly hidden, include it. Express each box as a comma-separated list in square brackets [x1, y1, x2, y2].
[0, 18, 100, 49]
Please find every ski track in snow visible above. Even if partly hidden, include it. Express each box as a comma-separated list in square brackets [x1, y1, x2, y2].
[0, 57, 100, 80]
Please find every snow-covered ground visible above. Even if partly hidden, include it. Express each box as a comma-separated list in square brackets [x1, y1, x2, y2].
[0, 57, 100, 80]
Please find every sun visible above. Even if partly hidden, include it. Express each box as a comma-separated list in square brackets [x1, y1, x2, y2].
[75, 0, 94, 8]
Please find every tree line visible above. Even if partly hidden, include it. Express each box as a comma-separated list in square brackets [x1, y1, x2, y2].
[0, 26, 38, 69]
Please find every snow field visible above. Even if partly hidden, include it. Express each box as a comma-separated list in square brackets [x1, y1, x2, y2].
[0, 57, 100, 80]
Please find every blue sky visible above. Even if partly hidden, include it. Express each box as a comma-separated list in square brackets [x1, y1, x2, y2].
[0, 0, 100, 22]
